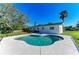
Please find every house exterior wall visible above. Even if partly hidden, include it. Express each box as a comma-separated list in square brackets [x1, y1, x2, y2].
[59, 25, 63, 33]
[31, 24, 63, 34]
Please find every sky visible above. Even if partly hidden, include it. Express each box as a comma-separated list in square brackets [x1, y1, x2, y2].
[12, 3, 79, 26]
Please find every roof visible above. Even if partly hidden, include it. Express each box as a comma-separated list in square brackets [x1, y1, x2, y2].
[31, 22, 63, 27]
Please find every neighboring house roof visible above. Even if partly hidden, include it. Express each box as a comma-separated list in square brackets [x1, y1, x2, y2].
[31, 22, 63, 27]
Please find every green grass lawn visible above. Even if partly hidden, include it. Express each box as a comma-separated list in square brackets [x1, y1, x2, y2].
[62, 31, 79, 47]
[0, 32, 29, 38]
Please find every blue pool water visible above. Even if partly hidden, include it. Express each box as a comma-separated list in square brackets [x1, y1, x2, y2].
[16, 35, 63, 46]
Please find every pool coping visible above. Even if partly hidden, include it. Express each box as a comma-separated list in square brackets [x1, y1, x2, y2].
[0, 37, 3, 42]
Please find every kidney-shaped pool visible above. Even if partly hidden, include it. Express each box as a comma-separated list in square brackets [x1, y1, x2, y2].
[16, 35, 63, 46]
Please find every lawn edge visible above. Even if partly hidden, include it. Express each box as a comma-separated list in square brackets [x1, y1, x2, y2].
[70, 36, 79, 52]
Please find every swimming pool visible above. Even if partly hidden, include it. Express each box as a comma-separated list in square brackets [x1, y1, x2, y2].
[16, 35, 63, 46]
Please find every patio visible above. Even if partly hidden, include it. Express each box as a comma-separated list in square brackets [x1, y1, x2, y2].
[0, 34, 78, 55]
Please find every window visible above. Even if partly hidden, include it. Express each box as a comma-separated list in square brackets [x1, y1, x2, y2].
[37, 27, 39, 30]
[50, 27, 54, 30]
[42, 27, 44, 30]
[33, 28, 35, 30]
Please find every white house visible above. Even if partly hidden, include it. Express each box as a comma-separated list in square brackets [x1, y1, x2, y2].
[30, 22, 63, 34]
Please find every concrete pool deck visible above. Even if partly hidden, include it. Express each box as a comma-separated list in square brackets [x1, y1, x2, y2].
[0, 34, 79, 55]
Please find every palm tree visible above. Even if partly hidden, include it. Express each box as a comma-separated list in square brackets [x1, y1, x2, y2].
[60, 10, 68, 22]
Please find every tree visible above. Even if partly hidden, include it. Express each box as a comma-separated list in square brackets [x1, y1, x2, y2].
[0, 4, 29, 34]
[60, 10, 68, 22]
[76, 21, 79, 30]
